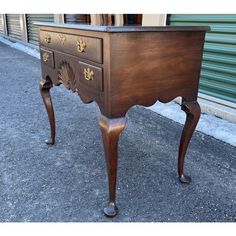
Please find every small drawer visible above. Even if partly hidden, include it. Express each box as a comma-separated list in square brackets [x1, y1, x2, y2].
[72, 35, 103, 64]
[40, 49, 54, 68]
[78, 61, 103, 92]
[40, 30, 103, 63]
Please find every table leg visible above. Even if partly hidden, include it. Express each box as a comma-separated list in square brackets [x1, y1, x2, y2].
[39, 77, 55, 145]
[98, 115, 126, 217]
[178, 101, 201, 184]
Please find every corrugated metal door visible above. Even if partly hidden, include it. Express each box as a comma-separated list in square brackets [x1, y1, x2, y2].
[0, 15, 4, 34]
[26, 14, 54, 45]
[64, 14, 90, 24]
[169, 14, 236, 104]
[6, 14, 22, 39]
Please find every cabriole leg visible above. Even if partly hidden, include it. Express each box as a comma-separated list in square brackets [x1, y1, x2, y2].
[178, 101, 201, 184]
[39, 77, 55, 145]
[98, 115, 126, 217]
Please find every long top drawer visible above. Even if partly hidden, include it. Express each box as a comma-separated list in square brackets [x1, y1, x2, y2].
[39, 30, 103, 64]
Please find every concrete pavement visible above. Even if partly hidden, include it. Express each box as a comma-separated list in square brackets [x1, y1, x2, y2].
[0, 41, 235, 222]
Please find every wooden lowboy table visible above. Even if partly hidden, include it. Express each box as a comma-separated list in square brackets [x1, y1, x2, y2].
[36, 22, 209, 217]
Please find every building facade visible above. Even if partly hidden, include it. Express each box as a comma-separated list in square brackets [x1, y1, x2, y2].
[0, 14, 235, 122]
[168, 15, 236, 116]
[0, 14, 166, 46]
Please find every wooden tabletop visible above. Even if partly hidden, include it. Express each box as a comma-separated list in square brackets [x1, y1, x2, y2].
[35, 22, 210, 32]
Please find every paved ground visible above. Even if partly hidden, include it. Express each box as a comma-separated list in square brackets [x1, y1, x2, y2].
[0, 42, 236, 222]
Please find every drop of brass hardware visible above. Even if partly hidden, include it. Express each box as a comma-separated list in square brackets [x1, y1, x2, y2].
[45, 34, 51, 43]
[58, 34, 66, 44]
[84, 68, 94, 81]
[43, 53, 49, 62]
[77, 40, 86, 53]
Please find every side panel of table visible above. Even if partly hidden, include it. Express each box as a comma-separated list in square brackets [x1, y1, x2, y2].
[108, 31, 206, 118]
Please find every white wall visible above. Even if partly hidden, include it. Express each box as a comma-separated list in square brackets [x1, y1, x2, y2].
[142, 14, 167, 26]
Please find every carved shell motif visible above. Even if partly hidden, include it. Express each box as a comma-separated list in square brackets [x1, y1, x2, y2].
[58, 61, 77, 92]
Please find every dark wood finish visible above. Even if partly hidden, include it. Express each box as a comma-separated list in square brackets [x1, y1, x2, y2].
[178, 101, 201, 184]
[36, 22, 209, 216]
[39, 77, 55, 145]
[40, 48, 55, 69]
[99, 115, 126, 217]
[108, 31, 205, 117]
[35, 22, 209, 32]
[40, 31, 103, 63]
[78, 61, 103, 92]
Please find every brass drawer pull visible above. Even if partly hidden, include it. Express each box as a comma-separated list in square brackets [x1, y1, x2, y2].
[42, 52, 49, 62]
[44, 34, 51, 44]
[84, 68, 94, 81]
[77, 40, 86, 53]
[58, 34, 66, 45]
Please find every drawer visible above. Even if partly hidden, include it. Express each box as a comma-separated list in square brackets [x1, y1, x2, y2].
[78, 61, 103, 92]
[40, 30, 103, 63]
[40, 49, 54, 68]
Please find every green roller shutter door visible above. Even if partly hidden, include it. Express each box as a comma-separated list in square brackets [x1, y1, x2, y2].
[0, 15, 4, 34]
[169, 14, 236, 104]
[26, 14, 54, 45]
[6, 14, 21, 40]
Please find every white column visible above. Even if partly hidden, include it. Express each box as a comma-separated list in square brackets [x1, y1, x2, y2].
[54, 14, 65, 24]
[19, 14, 28, 42]
[142, 14, 167, 26]
[90, 14, 102, 25]
[114, 14, 124, 26]
[2, 14, 8, 35]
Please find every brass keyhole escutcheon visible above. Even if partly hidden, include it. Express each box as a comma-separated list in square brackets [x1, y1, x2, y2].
[42, 53, 49, 62]
[84, 68, 94, 81]
[44, 34, 51, 44]
[58, 34, 66, 45]
[77, 40, 86, 53]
